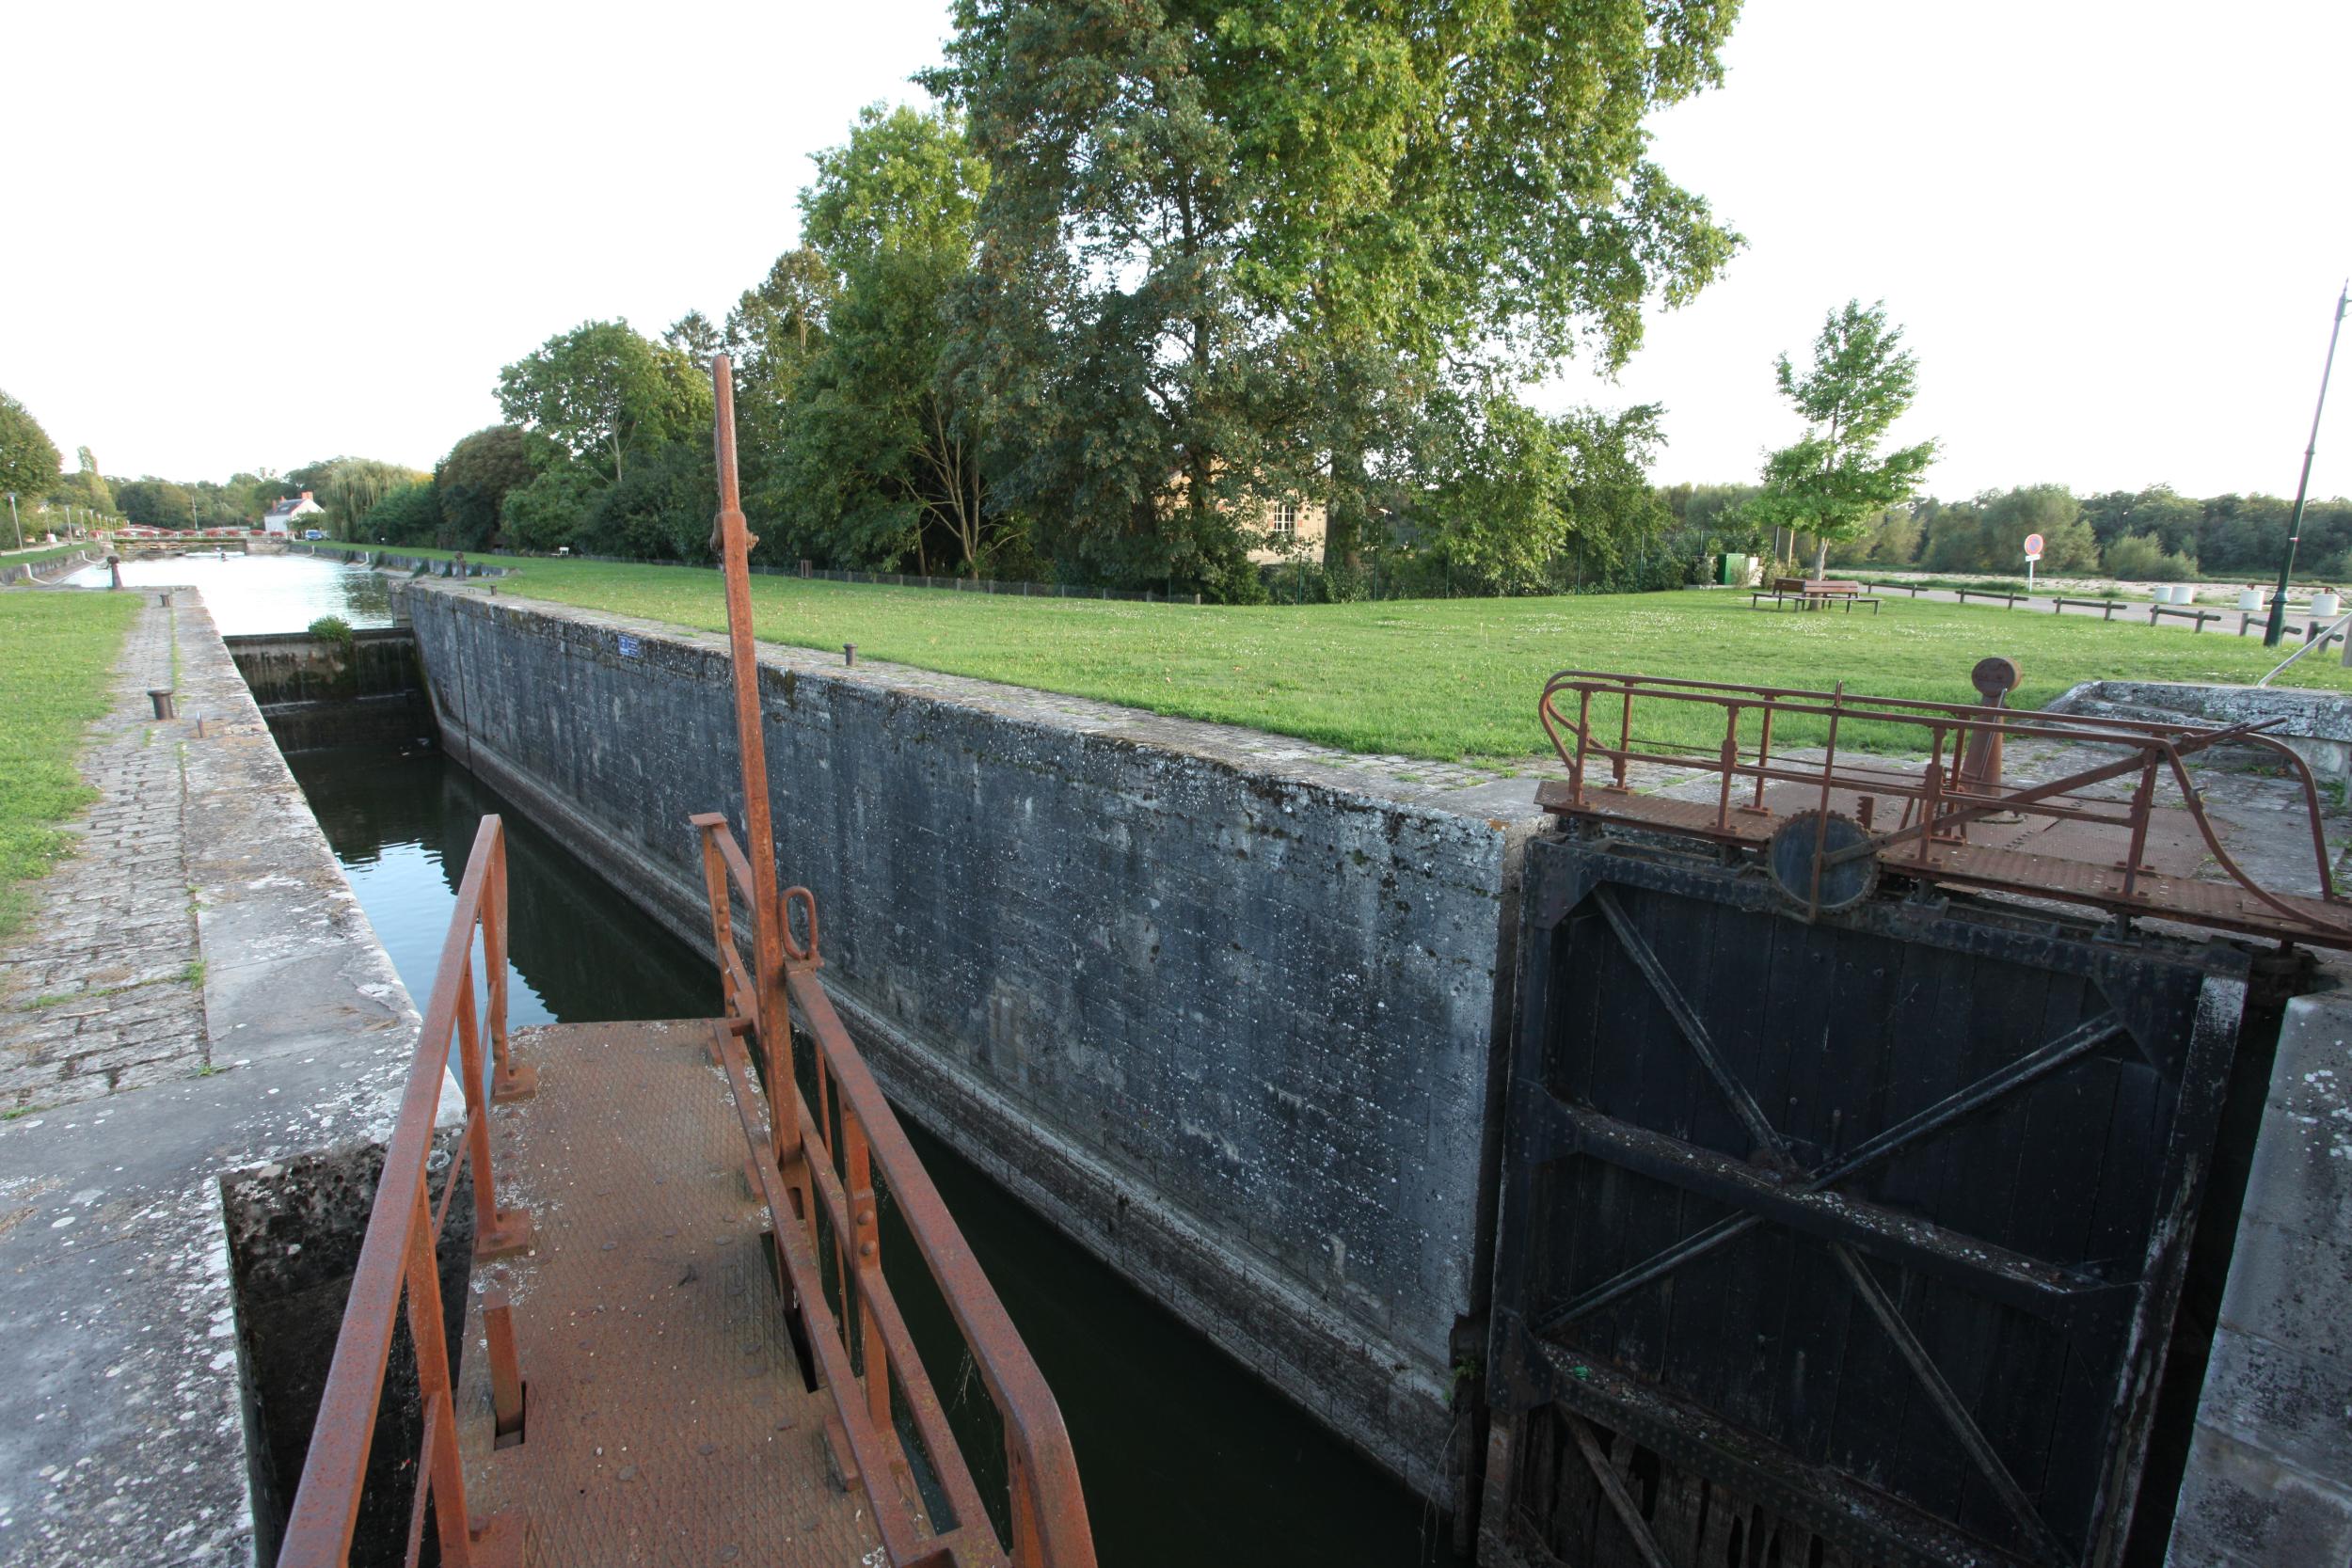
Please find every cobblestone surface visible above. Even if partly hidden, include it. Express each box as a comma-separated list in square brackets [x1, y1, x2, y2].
[0, 598, 208, 1111]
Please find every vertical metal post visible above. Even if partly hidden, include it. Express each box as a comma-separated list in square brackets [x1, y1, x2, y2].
[709, 357, 802, 1180]
[2265, 282, 2348, 646]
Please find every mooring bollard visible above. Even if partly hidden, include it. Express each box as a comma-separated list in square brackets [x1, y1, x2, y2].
[106, 555, 121, 590]
[157, 591, 172, 608]
[149, 689, 176, 720]
[844, 642, 857, 667]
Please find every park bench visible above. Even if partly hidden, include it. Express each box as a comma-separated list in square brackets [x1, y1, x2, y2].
[1750, 577, 1882, 614]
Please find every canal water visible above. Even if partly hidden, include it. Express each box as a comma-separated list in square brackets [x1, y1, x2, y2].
[70, 551, 394, 633]
[236, 569, 1458, 1564]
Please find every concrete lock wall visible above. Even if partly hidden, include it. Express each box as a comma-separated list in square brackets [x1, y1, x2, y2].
[403, 581, 1534, 1497]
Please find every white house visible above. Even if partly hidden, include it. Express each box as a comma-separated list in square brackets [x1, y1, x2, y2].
[262, 490, 326, 536]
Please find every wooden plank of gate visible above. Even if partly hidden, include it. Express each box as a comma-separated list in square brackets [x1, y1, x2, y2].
[453, 1020, 885, 1568]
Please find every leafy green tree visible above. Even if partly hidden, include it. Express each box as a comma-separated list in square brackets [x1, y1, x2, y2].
[436, 426, 533, 549]
[363, 481, 442, 545]
[780, 104, 1005, 576]
[929, 0, 1741, 594]
[726, 249, 836, 552]
[1407, 393, 1574, 593]
[116, 478, 195, 529]
[662, 310, 722, 366]
[1206, 0, 1742, 569]
[65, 448, 112, 515]
[930, 0, 1276, 596]
[1406, 396, 1669, 594]
[2103, 531, 2197, 581]
[304, 458, 429, 539]
[1751, 300, 1938, 579]
[500, 465, 601, 554]
[1980, 484, 2098, 571]
[0, 391, 62, 515]
[496, 321, 693, 484]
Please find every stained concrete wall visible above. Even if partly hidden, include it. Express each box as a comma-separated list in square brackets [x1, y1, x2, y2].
[2052, 678, 2352, 785]
[403, 581, 1542, 1497]
[226, 628, 436, 752]
[2168, 981, 2352, 1566]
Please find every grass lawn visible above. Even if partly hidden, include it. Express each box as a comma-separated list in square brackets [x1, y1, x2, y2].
[0, 592, 140, 941]
[375, 551, 2352, 763]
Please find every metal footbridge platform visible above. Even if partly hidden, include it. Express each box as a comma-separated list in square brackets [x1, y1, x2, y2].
[274, 358, 1096, 1568]
[452, 1020, 886, 1567]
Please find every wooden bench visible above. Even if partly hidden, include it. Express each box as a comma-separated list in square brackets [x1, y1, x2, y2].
[1751, 578, 1881, 614]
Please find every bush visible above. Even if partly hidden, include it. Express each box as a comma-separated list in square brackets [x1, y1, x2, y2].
[2103, 531, 2199, 581]
[307, 615, 354, 646]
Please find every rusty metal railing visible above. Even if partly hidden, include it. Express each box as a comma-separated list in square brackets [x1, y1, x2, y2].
[692, 817, 1095, 1568]
[1537, 668, 2352, 946]
[279, 815, 537, 1567]
[684, 349, 1092, 1567]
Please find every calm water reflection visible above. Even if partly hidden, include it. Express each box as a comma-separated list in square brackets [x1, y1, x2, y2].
[287, 746, 1459, 1568]
[70, 551, 394, 634]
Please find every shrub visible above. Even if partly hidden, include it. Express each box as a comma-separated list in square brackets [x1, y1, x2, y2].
[2102, 531, 2198, 581]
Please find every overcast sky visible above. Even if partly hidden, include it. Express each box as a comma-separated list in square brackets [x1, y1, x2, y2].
[6, 1, 2347, 502]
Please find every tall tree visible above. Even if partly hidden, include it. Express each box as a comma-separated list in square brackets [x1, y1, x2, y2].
[436, 426, 533, 549]
[725, 249, 836, 548]
[1751, 300, 1938, 578]
[0, 390, 61, 515]
[71, 448, 112, 515]
[928, 0, 1743, 589]
[783, 104, 1005, 576]
[497, 321, 682, 484]
[928, 0, 1289, 596]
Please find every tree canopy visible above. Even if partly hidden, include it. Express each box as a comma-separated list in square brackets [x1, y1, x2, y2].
[1749, 300, 1938, 578]
[0, 390, 61, 507]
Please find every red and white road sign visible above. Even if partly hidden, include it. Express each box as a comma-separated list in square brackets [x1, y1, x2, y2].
[2024, 532, 2045, 561]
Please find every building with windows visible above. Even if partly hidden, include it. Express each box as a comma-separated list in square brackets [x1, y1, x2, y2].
[1246, 495, 1327, 563]
[262, 491, 326, 536]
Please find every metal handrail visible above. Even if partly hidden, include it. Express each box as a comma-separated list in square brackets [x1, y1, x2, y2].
[692, 816, 1096, 1568]
[279, 816, 535, 1567]
[1537, 669, 2352, 944]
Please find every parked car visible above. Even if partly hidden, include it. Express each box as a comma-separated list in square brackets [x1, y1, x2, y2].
[303, 529, 326, 541]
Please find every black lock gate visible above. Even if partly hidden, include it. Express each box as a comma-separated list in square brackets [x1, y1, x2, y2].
[1481, 831, 2249, 1568]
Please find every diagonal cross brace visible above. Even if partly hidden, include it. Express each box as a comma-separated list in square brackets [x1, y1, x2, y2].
[1581, 886, 2101, 1565]
[1534, 1010, 2125, 1335]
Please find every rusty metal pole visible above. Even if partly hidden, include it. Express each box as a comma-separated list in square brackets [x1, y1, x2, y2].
[709, 356, 801, 1179]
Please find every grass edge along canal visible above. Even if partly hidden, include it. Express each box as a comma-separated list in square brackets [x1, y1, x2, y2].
[0, 591, 141, 942]
[323, 546, 2352, 762]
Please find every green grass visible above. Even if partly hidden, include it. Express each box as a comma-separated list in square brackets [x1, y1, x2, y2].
[403, 556, 2352, 762]
[0, 593, 140, 941]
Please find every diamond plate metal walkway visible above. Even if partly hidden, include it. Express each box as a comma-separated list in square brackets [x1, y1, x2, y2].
[453, 1020, 882, 1567]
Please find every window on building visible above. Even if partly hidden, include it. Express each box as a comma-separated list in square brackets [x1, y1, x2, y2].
[1271, 499, 1297, 537]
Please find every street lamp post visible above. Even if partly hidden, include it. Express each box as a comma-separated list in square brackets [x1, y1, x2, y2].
[2265, 281, 2350, 646]
[6, 492, 20, 550]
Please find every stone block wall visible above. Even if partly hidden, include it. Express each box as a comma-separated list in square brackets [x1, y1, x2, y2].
[404, 582, 1537, 1496]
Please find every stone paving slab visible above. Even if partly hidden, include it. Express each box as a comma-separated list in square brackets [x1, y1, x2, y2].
[0, 596, 207, 1111]
[0, 588, 426, 1567]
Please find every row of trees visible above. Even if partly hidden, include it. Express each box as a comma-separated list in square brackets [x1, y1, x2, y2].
[0, 388, 437, 546]
[369, 2, 1746, 599]
[1789, 486, 2352, 584]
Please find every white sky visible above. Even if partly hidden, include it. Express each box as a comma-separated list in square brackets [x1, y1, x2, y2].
[4, 1, 2347, 502]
